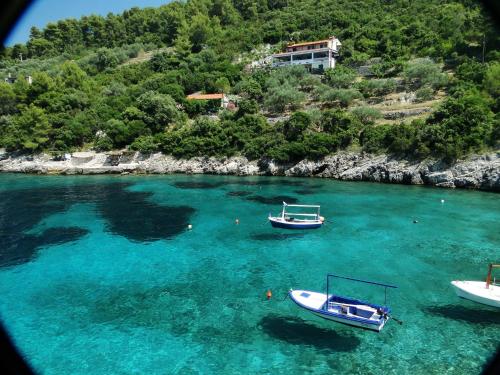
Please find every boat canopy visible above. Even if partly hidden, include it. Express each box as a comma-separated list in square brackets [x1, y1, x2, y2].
[326, 274, 397, 306]
[281, 201, 320, 218]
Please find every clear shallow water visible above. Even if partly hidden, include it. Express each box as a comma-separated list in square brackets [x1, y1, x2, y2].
[0, 173, 498, 374]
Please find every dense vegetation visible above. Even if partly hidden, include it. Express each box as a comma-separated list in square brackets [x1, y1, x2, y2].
[0, 0, 498, 162]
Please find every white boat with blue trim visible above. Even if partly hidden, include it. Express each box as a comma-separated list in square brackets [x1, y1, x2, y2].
[269, 202, 324, 229]
[451, 264, 500, 308]
[289, 274, 398, 332]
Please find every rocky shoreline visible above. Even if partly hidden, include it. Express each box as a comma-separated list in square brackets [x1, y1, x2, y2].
[0, 150, 499, 191]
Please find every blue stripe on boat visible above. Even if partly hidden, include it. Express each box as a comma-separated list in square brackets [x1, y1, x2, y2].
[269, 219, 322, 229]
[289, 292, 388, 327]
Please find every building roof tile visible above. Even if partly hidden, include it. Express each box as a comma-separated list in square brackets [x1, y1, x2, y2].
[287, 39, 332, 48]
[186, 93, 225, 100]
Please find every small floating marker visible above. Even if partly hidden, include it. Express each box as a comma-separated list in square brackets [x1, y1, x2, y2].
[441, 199, 445, 203]
[187, 224, 193, 230]
[235, 218, 240, 225]
[413, 219, 418, 224]
[266, 289, 272, 300]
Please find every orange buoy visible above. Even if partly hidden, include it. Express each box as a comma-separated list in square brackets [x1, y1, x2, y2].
[266, 289, 272, 300]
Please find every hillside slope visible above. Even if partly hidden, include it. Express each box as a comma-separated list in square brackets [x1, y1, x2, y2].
[0, 0, 498, 163]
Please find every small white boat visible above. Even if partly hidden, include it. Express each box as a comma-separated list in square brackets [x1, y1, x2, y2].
[269, 202, 324, 229]
[289, 274, 398, 332]
[451, 264, 500, 308]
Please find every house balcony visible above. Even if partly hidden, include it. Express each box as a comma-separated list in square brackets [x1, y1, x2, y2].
[271, 48, 338, 70]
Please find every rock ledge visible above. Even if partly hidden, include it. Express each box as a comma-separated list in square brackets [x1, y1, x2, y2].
[0, 150, 498, 191]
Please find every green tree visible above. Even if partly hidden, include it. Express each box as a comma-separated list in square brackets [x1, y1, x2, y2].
[59, 61, 88, 89]
[483, 62, 500, 98]
[264, 84, 305, 113]
[215, 77, 230, 93]
[27, 72, 55, 102]
[6, 105, 51, 152]
[130, 135, 158, 153]
[323, 66, 357, 89]
[351, 106, 382, 125]
[0, 82, 17, 115]
[403, 58, 447, 90]
[137, 91, 184, 132]
[425, 89, 494, 159]
[283, 112, 311, 141]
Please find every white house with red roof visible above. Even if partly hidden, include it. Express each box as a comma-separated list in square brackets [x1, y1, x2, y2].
[272, 36, 341, 72]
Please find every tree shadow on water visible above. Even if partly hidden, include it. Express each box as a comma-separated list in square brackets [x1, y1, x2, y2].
[423, 304, 500, 325]
[0, 182, 195, 267]
[258, 314, 360, 352]
[173, 181, 224, 189]
[0, 227, 89, 267]
[245, 195, 298, 205]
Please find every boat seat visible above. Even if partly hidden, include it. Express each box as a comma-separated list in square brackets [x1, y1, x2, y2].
[355, 308, 374, 319]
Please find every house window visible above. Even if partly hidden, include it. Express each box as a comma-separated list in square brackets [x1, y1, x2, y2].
[313, 51, 328, 59]
[275, 55, 291, 62]
[293, 53, 312, 61]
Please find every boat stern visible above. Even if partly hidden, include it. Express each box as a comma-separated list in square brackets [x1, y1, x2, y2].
[451, 280, 500, 308]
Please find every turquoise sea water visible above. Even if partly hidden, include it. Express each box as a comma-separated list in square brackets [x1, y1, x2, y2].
[0, 173, 498, 374]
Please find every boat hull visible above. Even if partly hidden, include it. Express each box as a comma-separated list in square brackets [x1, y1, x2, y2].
[451, 281, 500, 308]
[310, 310, 386, 331]
[269, 217, 322, 229]
[288, 290, 387, 332]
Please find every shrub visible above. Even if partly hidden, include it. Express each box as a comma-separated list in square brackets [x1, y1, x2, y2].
[386, 123, 417, 154]
[0, 82, 17, 115]
[415, 86, 434, 102]
[303, 132, 340, 159]
[233, 79, 263, 99]
[357, 79, 397, 98]
[320, 88, 363, 108]
[94, 135, 113, 151]
[323, 66, 357, 88]
[130, 135, 158, 153]
[371, 59, 405, 78]
[403, 58, 448, 90]
[283, 112, 311, 141]
[455, 59, 487, 85]
[360, 125, 391, 153]
[351, 106, 382, 125]
[237, 99, 259, 116]
[483, 62, 500, 98]
[320, 110, 361, 134]
[136, 91, 185, 132]
[264, 84, 305, 113]
[424, 89, 494, 159]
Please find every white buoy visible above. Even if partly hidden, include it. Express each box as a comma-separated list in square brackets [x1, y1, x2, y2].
[441, 199, 445, 203]
[188, 224, 193, 230]
[235, 219, 240, 225]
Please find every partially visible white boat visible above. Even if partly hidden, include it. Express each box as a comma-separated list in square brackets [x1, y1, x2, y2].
[451, 264, 500, 308]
